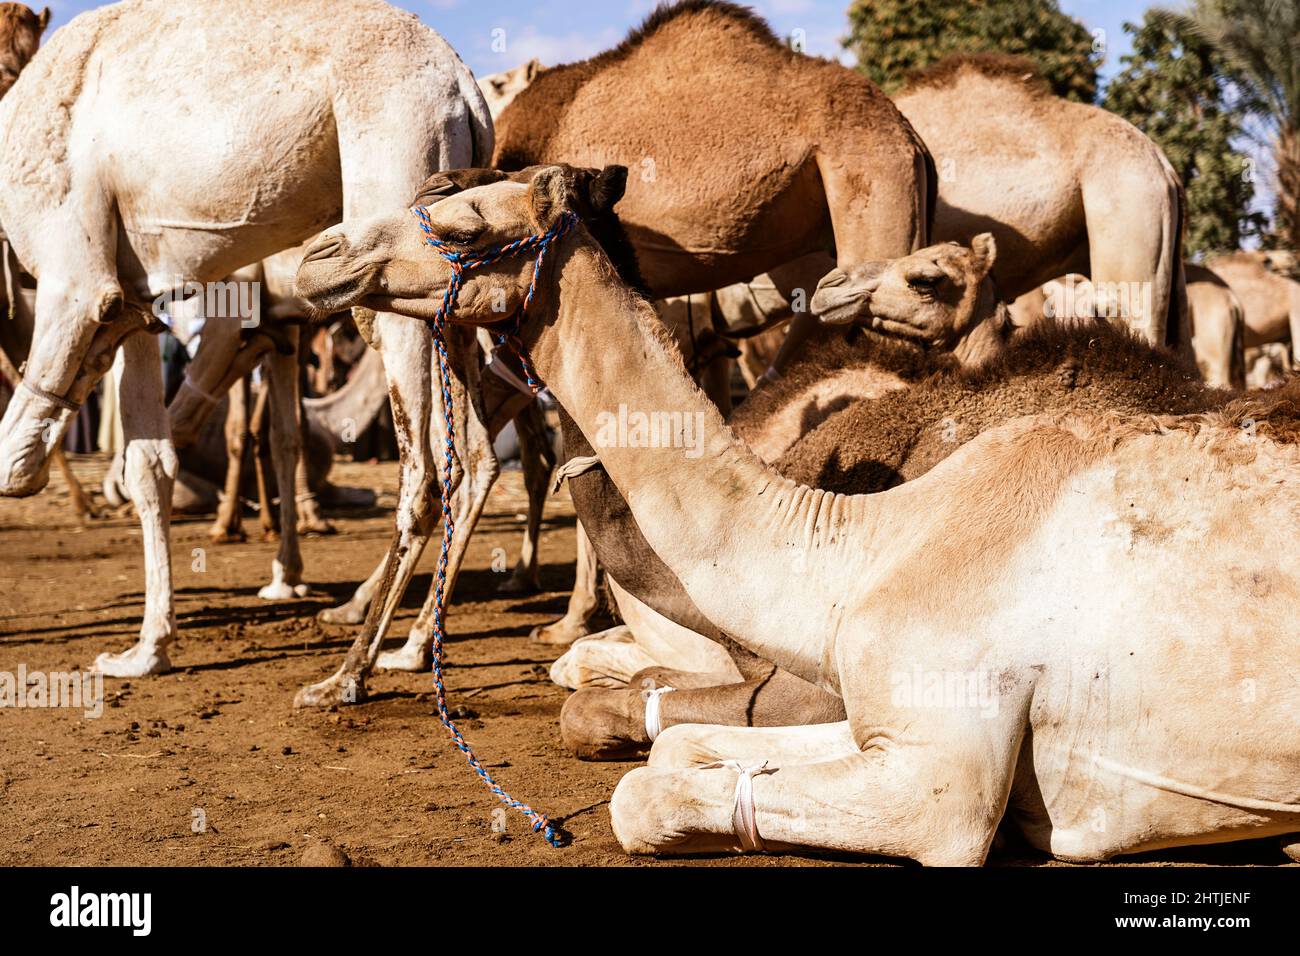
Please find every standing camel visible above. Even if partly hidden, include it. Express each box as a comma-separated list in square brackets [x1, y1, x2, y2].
[1208, 251, 1300, 369]
[297, 169, 1300, 864]
[0, 0, 491, 677]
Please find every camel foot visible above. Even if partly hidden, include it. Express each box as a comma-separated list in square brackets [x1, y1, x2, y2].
[560, 688, 648, 760]
[298, 517, 337, 536]
[1282, 838, 1300, 863]
[496, 571, 540, 596]
[318, 602, 366, 625]
[530, 617, 592, 646]
[376, 637, 432, 672]
[258, 581, 311, 601]
[92, 645, 172, 678]
[293, 671, 366, 709]
[208, 527, 247, 545]
[261, 529, 280, 543]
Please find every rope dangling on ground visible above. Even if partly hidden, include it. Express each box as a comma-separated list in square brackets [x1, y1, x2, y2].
[413, 203, 579, 847]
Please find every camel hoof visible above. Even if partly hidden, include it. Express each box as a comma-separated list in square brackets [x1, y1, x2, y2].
[208, 528, 247, 545]
[92, 646, 172, 678]
[496, 573, 539, 596]
[258, 581, 311, 601]
[298, 518, 337, 536]
[1282, 838, 1300, 863]
[560, 688, 648, 760]
[318, 603, 366, 625]
[293, 672, 365, 709]
[530, 618, 591, 646]
[261, 529, 281, 542]
[376, 641, 431, 672]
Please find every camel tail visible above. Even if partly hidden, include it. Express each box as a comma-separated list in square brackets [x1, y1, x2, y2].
[1229, 288, 1247, 390]
[921, 144, 938, 247]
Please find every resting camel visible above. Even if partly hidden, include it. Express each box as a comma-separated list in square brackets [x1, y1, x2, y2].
[1208, 251, 1300, 369]
[0, 0, 492, 677]
[297, 168, 1299, 864]
[556, 241, 1234, 758]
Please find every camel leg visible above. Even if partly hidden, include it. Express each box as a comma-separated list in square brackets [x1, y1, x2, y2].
[497, 399, 554, 594]
[92, 332, 179, 677]
[611, 718, 1018, 864]
[530, 519, 599, 645]
[52, 446, 97, 522]
[257, 329, 309, 600]
[209, 378, 248, 544]
[1290, 301, 1300, 370]
[319, 554, 386, 625]
[295, 347, 334, 536]
[560, 663, 847, 760]
[293, 314, 439, 707]
[1081, 169, 1184, 355]
[249, 383, 278, 540]
[378, 335, 500, 672]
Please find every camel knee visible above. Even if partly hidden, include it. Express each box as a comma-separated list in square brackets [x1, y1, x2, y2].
[123, 439, 179, 495]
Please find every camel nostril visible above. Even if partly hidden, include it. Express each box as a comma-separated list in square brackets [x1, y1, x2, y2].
[302, 234, 345, 264]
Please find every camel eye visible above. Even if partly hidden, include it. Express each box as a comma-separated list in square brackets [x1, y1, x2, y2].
[443, 225, 484, 246]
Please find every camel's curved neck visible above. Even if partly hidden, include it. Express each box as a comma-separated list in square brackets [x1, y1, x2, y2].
[522, 238, 887, 684]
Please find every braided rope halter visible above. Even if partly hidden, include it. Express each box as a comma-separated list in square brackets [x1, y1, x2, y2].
[412, 203, 579, 847]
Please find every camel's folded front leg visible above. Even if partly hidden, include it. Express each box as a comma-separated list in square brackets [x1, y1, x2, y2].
[92, 331, 179, 677]
[560, 664, 846, 760]
[257, 327, 309, 600]
[611, 714, 1021, 865]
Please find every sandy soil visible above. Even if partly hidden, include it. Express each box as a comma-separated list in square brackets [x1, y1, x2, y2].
[0, 454, 1291, 867]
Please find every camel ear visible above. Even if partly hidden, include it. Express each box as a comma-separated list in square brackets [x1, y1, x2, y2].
[971, 233, 997, 276]
[528, 166, 571, 230]
[589, 165, 628, 214]
[38, 7, 50, 33]
[525, 58, 542, 81]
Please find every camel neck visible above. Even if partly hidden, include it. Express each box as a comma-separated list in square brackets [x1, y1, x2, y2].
[522, 239, 885, 684]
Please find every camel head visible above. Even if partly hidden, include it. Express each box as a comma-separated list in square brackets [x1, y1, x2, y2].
[296, 164, 626, 322]
[812, 235, 1000, 350]
[477, 59, 542, 120]
[0, 4, 49, 98]
[1261, 249, 1300, 281]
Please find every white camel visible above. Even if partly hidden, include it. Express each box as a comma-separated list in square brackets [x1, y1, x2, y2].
[0, 0, 491, 677]
[296, 169, 1300, 865]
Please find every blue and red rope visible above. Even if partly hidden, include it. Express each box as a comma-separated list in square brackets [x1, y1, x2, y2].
[411, 202, 578, 847]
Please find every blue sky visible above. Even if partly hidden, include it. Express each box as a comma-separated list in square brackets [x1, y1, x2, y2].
[42, 0, 1158, 85]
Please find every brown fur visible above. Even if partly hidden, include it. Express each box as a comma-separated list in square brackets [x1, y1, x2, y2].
[0, 3, 46, 97]
[776, 320, 1234, 491]
[900, 52, 1052, 96]
[493, 0, 933, 297]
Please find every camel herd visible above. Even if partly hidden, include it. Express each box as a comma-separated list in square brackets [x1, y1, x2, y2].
[0, 0, 1297, 865]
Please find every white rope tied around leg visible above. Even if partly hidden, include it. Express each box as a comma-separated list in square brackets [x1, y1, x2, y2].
[550, 454, 602, 494]
[642, 685, 675, 742]
[702, 760, 778, 853]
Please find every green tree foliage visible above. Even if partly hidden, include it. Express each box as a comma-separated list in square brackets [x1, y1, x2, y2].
[844, 0, 1100, 102]
[1102, 13, 1263, 256]
[1157, 0, 1300, 250]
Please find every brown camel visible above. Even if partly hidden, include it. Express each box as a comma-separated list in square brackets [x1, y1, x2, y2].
[492, 0, 932, 301]
[1208, 251, 1300, 367]
[0, 3, 46, 99]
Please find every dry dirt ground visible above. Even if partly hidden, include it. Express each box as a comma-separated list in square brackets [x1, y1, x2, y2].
[0, 455, 1292, 868]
